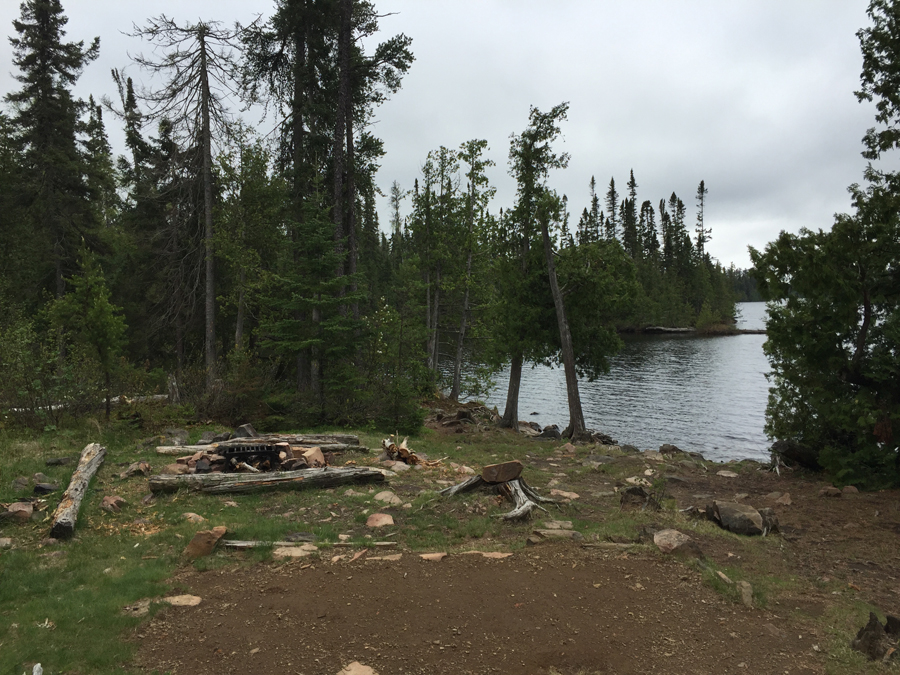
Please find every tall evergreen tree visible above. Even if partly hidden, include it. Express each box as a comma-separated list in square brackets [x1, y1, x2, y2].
[695, 179, 710, 260]
[5, 0, 99, 300]
[604, 177, 619, 240]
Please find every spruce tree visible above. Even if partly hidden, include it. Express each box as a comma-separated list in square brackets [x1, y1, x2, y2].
[6, 0, 99, 299]
[604, 177, 619, 240]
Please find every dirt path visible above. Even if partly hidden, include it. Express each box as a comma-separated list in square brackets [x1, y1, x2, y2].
[134, 546, 824, 675]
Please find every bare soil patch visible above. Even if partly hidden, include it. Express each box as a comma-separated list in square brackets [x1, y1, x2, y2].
[134, 546, 822, 675]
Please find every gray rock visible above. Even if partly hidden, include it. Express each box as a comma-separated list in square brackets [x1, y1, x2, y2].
[714, 502, 764, 536]
[12, 476, 29, 492]
[32, 472, 52, 484]
[583, 455, 616, 466]
[620, 444, 640, 454]
[33, 483, 58, 495]
[0, 537, 12, 549]
[758, 507, 780, 534]
[45, 457, 74, 466]
[737, 580, 754, 608]
[665, 475, 689, 484]
[537, 424, 562, 439]
[232, 423, 259, 438]
[659, 444, 684, 455]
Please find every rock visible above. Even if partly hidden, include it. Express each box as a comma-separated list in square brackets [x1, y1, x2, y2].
[182, 512, 206, 524]
[374, 490, 402, 506]
[101, 495, 127, 513]
[119, 461, 151, 479]
[7, 502, 33, 522]
[665, 475, 689, 484]
[419, 552, 447, 561]
[12, 476, 29, 492]
[481, 460, 523, 484]
[194, 459, 211, 474]
[232, 423, 259, 438]
[717, 470, 739, 478]
[122, 599, 152, 617]
[386, 461, 411, 472]
[620, 485, 649, 508]
[653, 529, 692, 553]
[549, 489, 579, 501]
[45, 457, 74, 466]
[736, 580, 754, 608]
[659, 444, 684, 455]
[850, 612, 897, 661]
[338, 660, 379, 675]
[456, 465, 475, 475]
[733, 493, 749, 501]
[273, 543, 318, 559]
[33, 472, 52, 484]
[33, 483, 58, 495]
[764, 491, 782, 501]
[197, 430, 217, 445]
[303, 447, 326, 468]
[537, 425, 562, 440]
[543, 520, 573, 530]
[366, 513, 394, 528]
[183, 526, 227, 559]
[714, 502, 764, 536]
[162, 463, 191, 475]
[0, 537, 12, 549]
[819, 486, 842, 498]
[525, 534, 544, 546]
[775, 493, 792, 506]
[561, 442, 578, 453]
[163, 594, 202, 607]
[583, 455, 616, 467]
[843, 485, 860, 494]
[716, 571, 734, 585]
[590, 431, 618, 445]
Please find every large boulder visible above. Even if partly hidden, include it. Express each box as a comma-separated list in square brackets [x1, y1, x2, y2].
[712, 502, 764, 536]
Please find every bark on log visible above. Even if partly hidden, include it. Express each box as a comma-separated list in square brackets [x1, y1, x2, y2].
[48, 443, 106, 539]
[156, 441, 366, 456]
[148, 466, 385, 495]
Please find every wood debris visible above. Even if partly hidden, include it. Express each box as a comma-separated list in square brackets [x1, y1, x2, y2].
[381, 437, 442, 467]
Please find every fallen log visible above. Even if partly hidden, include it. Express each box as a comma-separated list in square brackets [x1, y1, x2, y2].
[148, 466, 385, 495]
[48, 443, 106, 539]
[156, 441, 366, 456]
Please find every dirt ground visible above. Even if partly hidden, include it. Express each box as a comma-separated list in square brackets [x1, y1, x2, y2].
[131, 428, 900, 675]
[134, 547, 824, 675]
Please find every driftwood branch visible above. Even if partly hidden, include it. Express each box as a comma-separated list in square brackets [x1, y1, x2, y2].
[49, 443, 106, 539]
[148, 466, 385, 494]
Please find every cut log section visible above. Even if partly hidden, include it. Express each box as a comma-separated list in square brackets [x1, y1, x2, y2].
[440, 475, 559, 521]
[48, 443, 107, 539]
[148, 466, 385, 495]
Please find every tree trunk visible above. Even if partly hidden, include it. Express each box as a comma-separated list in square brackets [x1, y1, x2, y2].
[148, 466, 385, 495]
[346, 78, 358, 322]
[49, 443, 106, 539]
[199, 31, 216, 390]
[540, 215, 586, 439]
[235, 267, 246, 351]
[450, 250, 472, 401]
[332, 0, 351, 295]
[500, 352, 523, 430]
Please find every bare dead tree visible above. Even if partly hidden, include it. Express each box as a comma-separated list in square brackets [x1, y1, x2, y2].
[128, 15, 243, 391]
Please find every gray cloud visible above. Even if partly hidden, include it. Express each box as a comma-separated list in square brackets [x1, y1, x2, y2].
[0, 0, 876, 268]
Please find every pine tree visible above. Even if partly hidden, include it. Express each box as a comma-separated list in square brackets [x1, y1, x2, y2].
[695, 180, 710, 261]
[604, 177, 619, 240]
[5, 0, 100, 299]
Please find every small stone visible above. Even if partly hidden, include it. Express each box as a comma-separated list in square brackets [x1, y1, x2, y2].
[249, 647, 260, 655]
[122, 599, 152, 617]
[775, 493, 792, 506]
[120, 461, 152, 479]
[7, 502, 33, 522]
[223, 500, 238, 508]
[842, 485, 859, 494]
[33, 483, 58, 495]
[374, 491, 402, 506]
[733, 493, 749, 501]
[653, 529, 692, 554]
[33, 472, 52, 484]
[338, 534, 351, 541]
[717, 470, 739, 478]
[549, 489, 579, 501]
[419, 552, 447, 561]
[0, 537, 12, 549]
[367, 553, 402, 562]
[141, 494, 156, 505]
[163, 594, 202, 607]
[764, 491, 782, 501]
[714, 502, 764, 536]
[12, 477, 29, 492]
[182, 512, 206, 524]
[736, 580, 753, 608]
[101, 495, 127, 513]
[337, 661, 378, 675]
[273, 543, 318, 559]
[183, 526, 227, 559]
[366, 513, 394, 528]
[819, 486, 842, 498]
[561, 442, 578, 453]
[543, 520, 573, 530]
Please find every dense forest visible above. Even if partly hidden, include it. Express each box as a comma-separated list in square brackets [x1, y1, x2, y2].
[0, 0, 754, 434]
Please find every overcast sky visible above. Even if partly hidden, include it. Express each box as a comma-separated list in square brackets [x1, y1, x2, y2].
[0, 0, 879, 268]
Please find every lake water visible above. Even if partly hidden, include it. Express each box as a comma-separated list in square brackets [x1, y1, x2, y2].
[481, 302, 771, 463]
